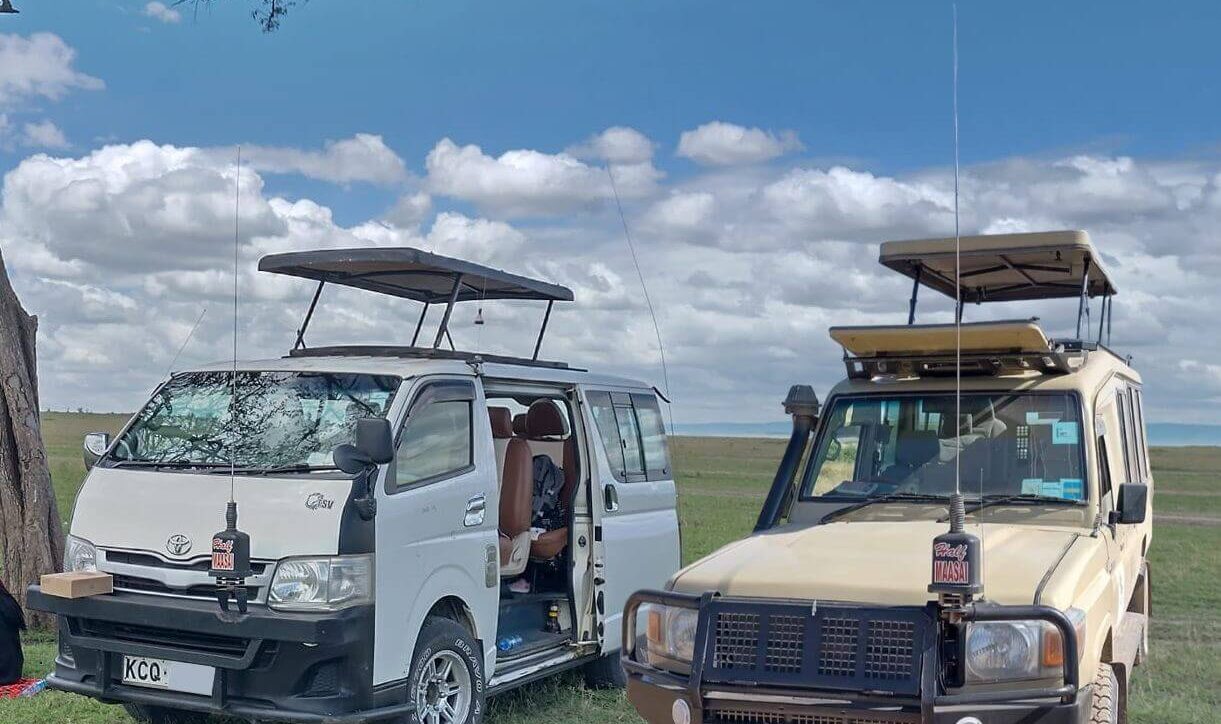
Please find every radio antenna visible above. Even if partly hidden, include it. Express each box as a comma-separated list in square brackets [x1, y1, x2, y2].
[208, 145, 253, 614]
[230, 146, 240, 502]
[929, 3, 983, 609]
[952, 3, 962, 505]
[164, 307, 208, 379]
[606, 166, 676, 437]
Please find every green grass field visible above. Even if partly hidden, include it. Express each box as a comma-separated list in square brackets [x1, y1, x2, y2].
[6, 417, 1219, 723]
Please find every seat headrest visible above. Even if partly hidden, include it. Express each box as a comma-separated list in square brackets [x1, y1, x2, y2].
[526, 400, 568, 439]
[512, 413, 529, 437]
[895, 431, 939, 467]
[488, 407, 514, 439]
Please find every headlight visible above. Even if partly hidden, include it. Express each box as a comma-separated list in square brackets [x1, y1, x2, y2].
[268, 555, 373, 611]
[965, 609, 1085, 683]
[64, 536, 97, 573]
[635, 603, 699, 673]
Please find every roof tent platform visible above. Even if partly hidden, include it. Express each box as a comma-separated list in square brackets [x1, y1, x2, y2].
[880, 230, 1117, 343]
[830, 320, 1084, 380]
[258, 247, 574, 363]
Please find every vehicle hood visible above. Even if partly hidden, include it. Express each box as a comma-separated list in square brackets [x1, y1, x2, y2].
[671, 519, 1082, 606]
[71, 467, 355, 562]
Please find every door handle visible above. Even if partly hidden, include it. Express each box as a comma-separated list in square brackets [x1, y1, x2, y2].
[464, 494, 487, 527]
[604, 484, 620, 512]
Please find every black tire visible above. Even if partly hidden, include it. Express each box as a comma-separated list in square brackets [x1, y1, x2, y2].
[406, 617, 485, 724]
[582, 649, 627, 690]
[1088, 664, 1121, 724]
[122, 703, 211, 724]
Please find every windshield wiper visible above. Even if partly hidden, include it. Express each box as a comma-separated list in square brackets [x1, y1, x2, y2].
[109, 460, 231, 470]
[965, 493, 1083, 514]
[820, 491, 951, 524]
[218, 464, 341, 476]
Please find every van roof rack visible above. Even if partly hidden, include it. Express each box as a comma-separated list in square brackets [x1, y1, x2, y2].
[259, 247, 574, 360]
[831, 320, 1086, 380]
[881, 230, 1117, 345]
[285, 345, 579, 370]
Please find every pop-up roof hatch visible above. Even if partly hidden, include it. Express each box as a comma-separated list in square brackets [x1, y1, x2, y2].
[259, 247, 575, 365]
[830, 230, 1120, 380]
[880, 230, 1116, 342]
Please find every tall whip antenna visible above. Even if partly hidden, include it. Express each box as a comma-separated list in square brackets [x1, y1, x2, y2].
[606, 166, 676, 436]
[953, 3, 962, 504]
[164, 307, 208, 378]
[929, 3, 982, 607]
[230, 146, 241, 503]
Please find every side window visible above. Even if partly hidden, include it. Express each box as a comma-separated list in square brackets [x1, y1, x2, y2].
[587, 390, 671, 482]
[394, 381, 474, 488]
[1133, 388, 1149, 480]
[1129, 386, 1147, 482]
[1115, 391, 1132, 482]
[1096, 436, 1114, 503]
[632, 393, 672, 478]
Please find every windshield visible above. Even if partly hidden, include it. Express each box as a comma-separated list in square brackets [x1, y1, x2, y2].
[110, 371, 400, 469]
[799, 392, 1086, 502]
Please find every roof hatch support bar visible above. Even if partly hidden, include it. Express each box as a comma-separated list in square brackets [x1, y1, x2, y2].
[1075, 256, 1092, 339]
[1097, 292, 1108, 345]
[1106, 291, 1113, 346]
[293, 280, 326, 350]
[533, 300, 555, 360]
[907, 265, 922, 325]
[410, 302, 430, 346]
[432, 274, 464, 349]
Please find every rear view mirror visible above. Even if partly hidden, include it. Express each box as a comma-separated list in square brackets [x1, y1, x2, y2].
[1115, 483, 1148, 525]
[83, 432, 111, 470]
[333, 418, 394, 474]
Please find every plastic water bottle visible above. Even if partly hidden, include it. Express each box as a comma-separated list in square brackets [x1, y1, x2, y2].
[497, 634, 523, 652]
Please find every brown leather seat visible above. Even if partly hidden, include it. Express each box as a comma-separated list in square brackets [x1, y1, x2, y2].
[490, 408, 532, 577]
[524, 401, 578, 562]
[512, 413, 529, 437]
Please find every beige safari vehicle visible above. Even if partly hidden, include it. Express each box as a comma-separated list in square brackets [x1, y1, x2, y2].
[623, 231, 1152, 724]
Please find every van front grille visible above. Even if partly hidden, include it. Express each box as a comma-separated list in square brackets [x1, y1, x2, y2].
[78, 619, 252, 658]
[110, 574, 260, 602]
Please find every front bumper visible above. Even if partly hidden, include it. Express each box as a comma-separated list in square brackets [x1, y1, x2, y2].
[27, 586, 412, 723]
[622, 590, 1086, 724]
[626, 666, 1089, 724]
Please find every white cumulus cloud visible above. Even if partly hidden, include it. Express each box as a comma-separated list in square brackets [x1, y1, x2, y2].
[241, 133, 408, 186]
[677, 121, 803, 166]
[21, 119, 70, 149]
[425, 137, 660, 216]
[143, 1, 182, 24]
[567, 126, 655, 164]
[0, 33, 104, 107]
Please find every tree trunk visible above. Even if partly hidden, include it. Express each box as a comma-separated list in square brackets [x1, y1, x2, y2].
[0, 250, 63, 629]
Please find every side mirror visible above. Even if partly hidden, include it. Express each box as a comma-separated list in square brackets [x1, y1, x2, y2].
[83, 432, 111, 470]
[333, 418, 394, 474]
[1115, 483, 1148, 525]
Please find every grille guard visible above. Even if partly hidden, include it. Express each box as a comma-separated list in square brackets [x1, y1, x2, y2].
[622, 590, 1080, 709]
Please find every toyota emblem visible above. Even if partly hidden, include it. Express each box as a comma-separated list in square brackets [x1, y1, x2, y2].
[166, 534, 192, 556]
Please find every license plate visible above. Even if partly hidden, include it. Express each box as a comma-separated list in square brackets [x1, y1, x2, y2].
[122, 656, 171, 689]
[121, 656, 215, 695]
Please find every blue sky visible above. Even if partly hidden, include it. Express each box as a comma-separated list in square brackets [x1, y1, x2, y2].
[2, 1, 1221, 423]
[16, 1, 1221, 223]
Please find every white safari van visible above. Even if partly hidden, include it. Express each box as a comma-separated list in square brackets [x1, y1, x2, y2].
[30, 248, 682, 724]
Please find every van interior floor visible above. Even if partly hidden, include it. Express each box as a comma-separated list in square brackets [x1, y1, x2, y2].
[496, 591, 572, 662]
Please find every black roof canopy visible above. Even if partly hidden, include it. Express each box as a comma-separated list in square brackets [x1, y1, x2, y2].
[260, 247, 573, 358]
[258, 247, 574, 304]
